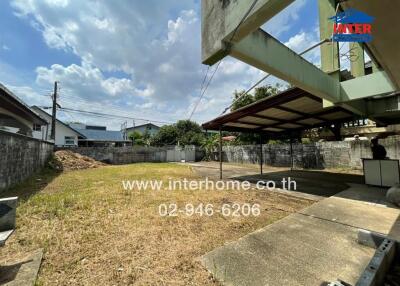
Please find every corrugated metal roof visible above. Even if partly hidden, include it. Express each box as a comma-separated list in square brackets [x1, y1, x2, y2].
[75, 128, 128, 142]
[202, 87, 357, 135]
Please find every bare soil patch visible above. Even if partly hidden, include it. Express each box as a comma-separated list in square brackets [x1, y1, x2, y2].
[50, 150, 106, 171]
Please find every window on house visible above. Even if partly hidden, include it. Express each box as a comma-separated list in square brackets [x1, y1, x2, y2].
[64, 136, 75, 145]
[33, 124, 41, 131]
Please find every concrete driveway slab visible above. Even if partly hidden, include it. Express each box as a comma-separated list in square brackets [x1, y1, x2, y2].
[202, 214, 374, 286]
[202, 184, 400, 285]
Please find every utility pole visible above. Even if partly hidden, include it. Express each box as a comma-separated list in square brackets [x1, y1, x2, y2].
[50, 81, 58, 141]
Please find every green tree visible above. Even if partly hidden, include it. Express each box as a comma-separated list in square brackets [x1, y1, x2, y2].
[253, 84, 280, 101]
[150, 120, 205, 147]
[175, 120, 204, 146]
[150, 125, 179, 146]
[128, 131, 146, 146]
[231, 90, 254, 111]
[142, 129, 152, 146]
[231, 84, 281, 112]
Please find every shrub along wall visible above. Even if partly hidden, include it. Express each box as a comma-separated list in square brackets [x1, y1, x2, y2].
[0, 130, 54, 191]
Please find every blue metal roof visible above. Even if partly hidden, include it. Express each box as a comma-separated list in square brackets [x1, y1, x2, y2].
[74, 128, 128, 142]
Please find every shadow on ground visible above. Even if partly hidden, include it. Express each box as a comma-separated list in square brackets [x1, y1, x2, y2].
[1, 167, 61, 202]
[0, 259, 32, 285]
[233, 170, 364, 197]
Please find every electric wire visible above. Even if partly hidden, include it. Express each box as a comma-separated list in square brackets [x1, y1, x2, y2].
[188, 0, 259, 120]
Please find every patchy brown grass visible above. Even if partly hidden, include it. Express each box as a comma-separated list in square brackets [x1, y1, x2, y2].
[1, 163, 314, 285]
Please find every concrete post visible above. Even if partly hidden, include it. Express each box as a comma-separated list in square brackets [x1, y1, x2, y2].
[290, 136, 294, 171]
[318, 0, 340, 74]
[259, 134, 263, 175]
[318, 0, 340, 109]
[350, 42, 365, 78]
[219, 127, 222, 180]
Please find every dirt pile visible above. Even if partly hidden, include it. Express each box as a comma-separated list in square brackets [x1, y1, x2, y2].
[49, 150, 106, 171]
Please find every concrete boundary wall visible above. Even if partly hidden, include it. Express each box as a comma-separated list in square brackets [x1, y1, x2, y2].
[59, 145, 204, 165]
[57, 137, 400, 170]
[219, 136, 400, 170]
[0, 130, 54, 191]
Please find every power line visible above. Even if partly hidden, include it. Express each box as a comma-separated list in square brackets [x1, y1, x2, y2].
[188, 0, 259, 120]
[57, 90, 175, 125]
[56, 106, 173, 124]
[55, 94, 165, 125]
[187, 65, 211, 120]
[60, 95, 138, 117]
[199, 66, 210, 94]
[188, 61, 221, 120]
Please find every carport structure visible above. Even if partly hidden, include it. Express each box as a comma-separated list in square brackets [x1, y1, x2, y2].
[202, 0, 400, 126]
[202, 86, 360, 179]
[201, 0, 400, 180]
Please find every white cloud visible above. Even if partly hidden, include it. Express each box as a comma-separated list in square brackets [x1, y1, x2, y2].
[284, 30, 321, 66]
[35, 61, 154, 101]
[8, 0, 310, 126]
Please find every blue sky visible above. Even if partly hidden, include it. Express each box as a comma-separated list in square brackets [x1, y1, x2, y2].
[0, 0, 321, 129]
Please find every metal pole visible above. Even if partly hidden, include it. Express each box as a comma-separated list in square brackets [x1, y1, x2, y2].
[50, 81, 58, 141]
[219, 127, 222, 180]
[290, 136, 294, 171]
[260, 133, 263, 175]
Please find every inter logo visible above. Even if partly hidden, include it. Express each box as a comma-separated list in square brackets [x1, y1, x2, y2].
[330, 8, 374, 42]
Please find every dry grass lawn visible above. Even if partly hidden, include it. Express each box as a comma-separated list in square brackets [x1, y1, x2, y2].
[1, 163, 314, 285]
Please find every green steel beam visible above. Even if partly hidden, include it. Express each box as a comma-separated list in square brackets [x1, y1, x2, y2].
[201, 0, 398, 120]
[223, 0, 294, 43]
[340, 71, 396, 102]
[230, 29, 341, 103]
[372, 61, 380, 73]
[202, 0, 294, 65]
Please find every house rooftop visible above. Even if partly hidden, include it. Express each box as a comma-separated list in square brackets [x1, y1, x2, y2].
[31, 106, 86, 138]
[127, 123, 160, 129]
[74, 128, 129, 142]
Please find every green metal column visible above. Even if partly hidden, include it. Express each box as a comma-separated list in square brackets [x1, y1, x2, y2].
[259, 134, 263, 175]
[318, 0, 340, 108]
[371, 60, 380, 73]
[350, 42, 365, 78]
[219, 127, 222, 180]
[318, 0, 340, 74]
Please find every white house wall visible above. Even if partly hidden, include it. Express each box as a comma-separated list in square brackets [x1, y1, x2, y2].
[31, 108, 79, 146]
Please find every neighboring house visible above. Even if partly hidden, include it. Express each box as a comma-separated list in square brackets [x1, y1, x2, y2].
[126, 123, 160, 136]
[0, 83, 47, 137]
[69, 124, 131, 147]
[31, 106, 85, 146]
